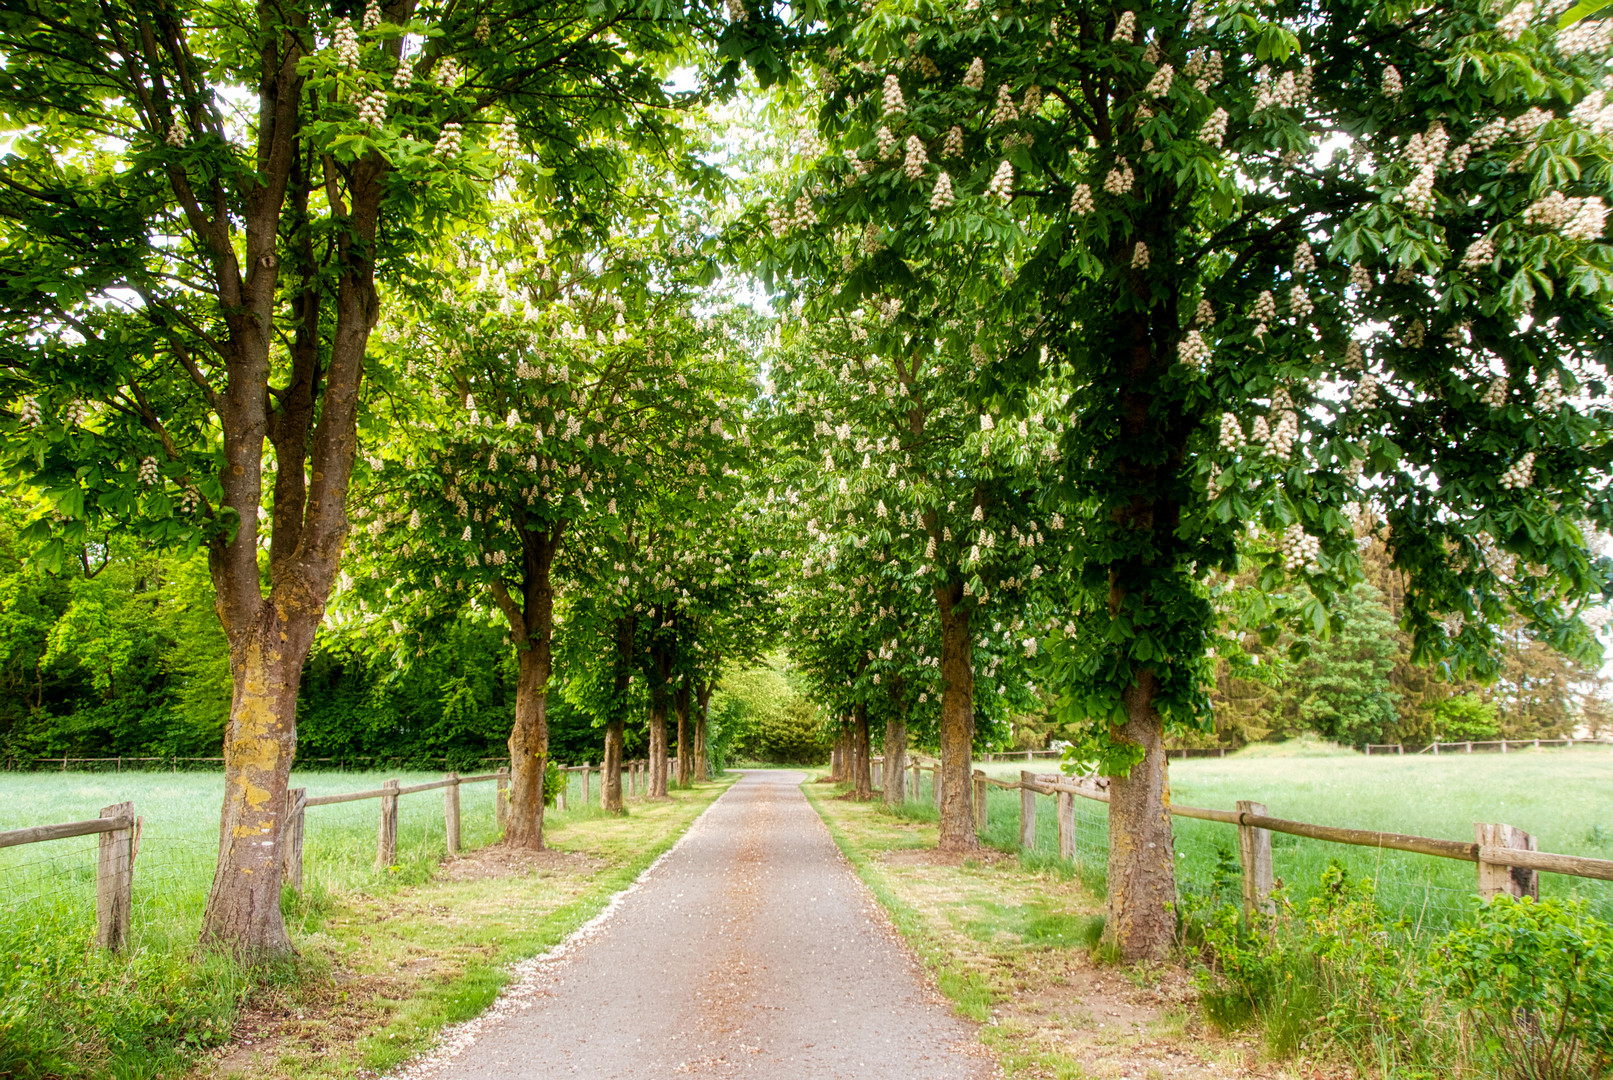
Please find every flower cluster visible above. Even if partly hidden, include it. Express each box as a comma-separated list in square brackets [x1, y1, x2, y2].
[1523, 192, 1608, 240]
[1132, 241, 1150, 268]
[1483, 376, 1508, 408]
[882, 74, 906, 115]
[332, 21, 360, 69]
[492, 115, 519, 157]
[1268, 409, 1298, 457]
[1195, 299, 1214, 325]
[1219, 413, 1242, 450]
[434, 121, 462, 157]
[166, 124, 185, 147]
[963, 57, 985, 92]
[1570, 90, 1613, 135]
[1535, 371, 1565, 410]
[1280, 524, 1321, 571]
[63, 399, 92, 426]
[392, 55, 414, 89]
[436, 57, 463, 88]
[1112, 11, 1136, 40]
[987, 159, 1014, 201]
[1500, 451, 1536, 489]
[726, 0, 747, 23]
[930, 171, 955, 210]
[1289, 285, 1312, 319]
[1178, 329, 1210, 367]
[1557, 16, 1613, 53]
[902, 135, 928, 179]
[18, 396, 41, 428]
[1461, 236, 1495, 269]
[1198, 107, 1228, 147]
[1351, 372, 1379, 410]
[357, 89, 387, 127]
[1069, 183, 1095, 214]
[1498, 2, 1531, 38]
[1183, 48, 1223, 91]
[138, 456, 160, 485]
[991, 84, 1019, 126]
[1292, 241, 1315, 275]
[876, 125, 897, 159]
[943, 125, 964, 157]
[1022, 84, 1043, 114]
[1382, 65, 1402, 97]
[1104, 158, 1134, 195]
[1343, 339, 1366, 370]
[1253, 67, 1304, 111]
[179, 486, 203, 513]
[1145, 63, 1174, 98]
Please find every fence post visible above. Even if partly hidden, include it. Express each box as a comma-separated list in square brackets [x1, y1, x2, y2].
[1019, 771, 1037, 850]
[496, 767, 509, 832]
[96, 801, 135, 952]
[1476, 822, 1539, 900]
[582, 762, 591, 806]
[973, 771, 988, 830]
[1398, 743, 1404, 755]
[556, 769, 568, 812]
[283, 788, 307, 894]
[932, 765, 942, 809]
[1236, 800, 1275, 918]
[377, 779, 399, 868]
[1056, 788, 1075, 862]
[911, 760, 921, 804]
[444, 772, 461, 855]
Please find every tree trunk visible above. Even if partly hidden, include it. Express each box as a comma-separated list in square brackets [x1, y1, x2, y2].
[199, 618, 312, 955]
[505, 644, 551, 848]
[648, 695, 669, 798]
[851, 702, 873, 799]
[882, 707, 907, 808]
[935, 588, 977, 851]
[694, 680, 711, 781]
[830, 730, 846, 781]
[675, 675, 692, 787]
[602, 718, 625, 813]
[1105, 670, 1177, 961]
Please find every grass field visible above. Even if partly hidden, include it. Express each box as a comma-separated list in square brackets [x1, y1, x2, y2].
[0, 766, 727, 1078]
[956, 744, 1613, 930]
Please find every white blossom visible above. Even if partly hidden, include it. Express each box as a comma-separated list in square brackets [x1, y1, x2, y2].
[1198, 108, 1228, 148]
[991, 84, 1020, 126]
[882, 74, 906, 115]
[1069, 183, 1095, 215]
[1104, 158, 1135, 195]
[931, 170, 955, 210]
[1289, 285, 1313, 319]
[1145, 64, 1174, 98]
[964, 57, 985, 92]
[903, 135, 929, 179]
[987, 159, 1015, 201]
[1382, 65, 1402, 98]
[1178, 330, 1211, 367]
[1112, 11, 1135, 41]
[1132, 241, 1150, 268]
[1500, 451, 1536, 489]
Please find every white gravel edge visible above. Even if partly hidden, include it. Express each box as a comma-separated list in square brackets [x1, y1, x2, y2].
[379, 789, 730, 1080]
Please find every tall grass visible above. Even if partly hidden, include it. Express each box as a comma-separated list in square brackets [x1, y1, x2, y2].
[973, 747, 1613, 929]
[0, 766, 604, 1077]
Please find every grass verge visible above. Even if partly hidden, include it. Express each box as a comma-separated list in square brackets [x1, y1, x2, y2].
[801, 780, 1277, 1080]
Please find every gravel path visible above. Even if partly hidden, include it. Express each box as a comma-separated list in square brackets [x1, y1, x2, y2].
[425, 769, 993, 1079]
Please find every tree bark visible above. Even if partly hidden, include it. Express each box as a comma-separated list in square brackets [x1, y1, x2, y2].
[490, 526, 561, 850]
[850, 702, 873, 799]
[648, 635, 672, 799]
[199, 619, 311, 955]
[830, 730, 846, 781]
[693, 680, 712, 781]
[675, 675, 692, 787]
[882, 703, 907, 809]
[1105, 671, 1177, 961]
[935, 585, 977, 851]
[602, 718, 624, 813]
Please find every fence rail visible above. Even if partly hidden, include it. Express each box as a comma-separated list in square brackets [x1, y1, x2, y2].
[1363, 737, 1601, 755]
[1, 755, 661, 953]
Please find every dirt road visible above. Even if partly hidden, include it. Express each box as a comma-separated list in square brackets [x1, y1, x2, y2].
[421, 770, 993, 1079]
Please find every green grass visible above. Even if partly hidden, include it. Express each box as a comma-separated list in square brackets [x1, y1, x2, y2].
[972, 745, 1613, 930]
[0, 767, 729, 1078]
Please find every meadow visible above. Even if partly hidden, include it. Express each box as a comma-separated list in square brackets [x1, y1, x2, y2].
[0, 765, 647, 1078]
[969, 742, 1613, 930]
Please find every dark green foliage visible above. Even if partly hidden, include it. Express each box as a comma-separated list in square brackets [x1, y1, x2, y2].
[1278, 584, 1401, 746]
[1434, 896, 1613, 1080]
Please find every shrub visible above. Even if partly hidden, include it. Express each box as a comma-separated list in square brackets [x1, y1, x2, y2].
[1431, 896, 1613, 1080]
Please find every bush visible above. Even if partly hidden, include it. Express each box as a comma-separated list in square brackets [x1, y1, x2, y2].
[1431, 896, 1613, 1080]
[1432, 693, 1500, 742]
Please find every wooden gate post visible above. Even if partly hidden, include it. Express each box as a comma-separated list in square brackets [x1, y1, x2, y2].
[973, 771, 988, 830]
[1476, 822, 1539, 900]
[96, 801, 135, 952]
[377, 779, 399, 868]
[1237, 800, 1275, 917]
[496, 767, 509, 832]
[1057, 789, 1076, 862]
[444, 772, 461, 855]
[582, 762, 591, 806]
[283, 788, 307, 895]
[1019, 771, 1037, 850]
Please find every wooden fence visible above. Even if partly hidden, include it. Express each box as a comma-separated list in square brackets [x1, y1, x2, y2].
[0, 757, 652, 951]
[972, 768, 1613, 917]
[1363, 737, 1600, 755]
